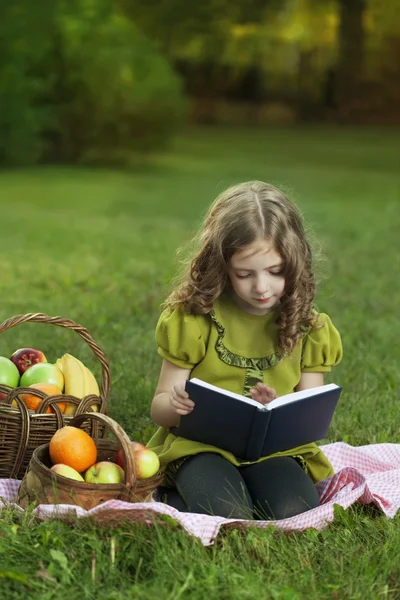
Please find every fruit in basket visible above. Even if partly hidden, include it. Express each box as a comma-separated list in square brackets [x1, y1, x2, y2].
[51, 464, 85, 481]
[56, 353, 100, 415]
[116, 442, 160, 480]
[115, 441, 145, 468]
[0, 356, 20, 388]
[20, 362, 64, 391]
[9, 347, 47, 376]
[20, 382, 67, 413]
[49, 426, 97, 473]
[134, 448, 160, 480]
[84, 461, 125, 484]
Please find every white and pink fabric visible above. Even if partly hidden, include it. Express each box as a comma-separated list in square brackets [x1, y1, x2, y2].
[1, 442, 399, 546]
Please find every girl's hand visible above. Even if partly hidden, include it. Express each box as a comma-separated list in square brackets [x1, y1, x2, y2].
[250, 382, 277, 405]
[169, 383, 195, 415]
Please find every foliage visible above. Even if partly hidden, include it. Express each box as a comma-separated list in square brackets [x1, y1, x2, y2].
[119, 0, 277, 54]
[0, 126, 399, 598]
[368, 0, 400, 39]
[51, 0, 187, 164]
[0, 0, 57, 165]
[0, 0, 186, 167]
[364, 0, 400, 79]
[120, 0, 400, 122]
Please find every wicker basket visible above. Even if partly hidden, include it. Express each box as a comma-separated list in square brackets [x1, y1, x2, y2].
[0, 313, 111, 479]
[17, 413, 163, 510]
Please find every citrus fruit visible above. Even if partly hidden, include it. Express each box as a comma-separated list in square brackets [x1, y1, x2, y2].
[49, 426, 97, 473]
[20, 382, 67, 413]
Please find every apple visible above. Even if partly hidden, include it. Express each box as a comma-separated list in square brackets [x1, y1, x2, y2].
[115, 441, 147, 469]
[116, 442, 160, 480]
[51, 464, 85, 481]
[20, 362, 64, 391]
[10, 347, 47, 376]
[84, 461, 125, 484]
[0, 356, 21, 388]
[134, 448, 160, 480]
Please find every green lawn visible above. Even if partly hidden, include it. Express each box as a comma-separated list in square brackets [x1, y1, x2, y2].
[0, 126, 399, 599]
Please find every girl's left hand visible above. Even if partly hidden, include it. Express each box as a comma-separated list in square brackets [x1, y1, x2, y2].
[250, 382, 277, 405]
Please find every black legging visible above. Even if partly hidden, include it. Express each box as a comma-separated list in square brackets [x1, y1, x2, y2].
[157, 453, 319, 520]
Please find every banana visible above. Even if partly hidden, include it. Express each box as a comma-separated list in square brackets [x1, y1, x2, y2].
[56, 353, 100, 415]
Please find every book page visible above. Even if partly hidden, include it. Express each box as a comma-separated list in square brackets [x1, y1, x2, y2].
[266, 383, 340, 410]
[189, 378, 264, 408]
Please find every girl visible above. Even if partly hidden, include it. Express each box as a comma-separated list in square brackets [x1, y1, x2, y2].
[147, 181, 343, 520]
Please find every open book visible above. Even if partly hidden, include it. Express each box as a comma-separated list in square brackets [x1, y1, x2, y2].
[170, 378, 342, 461]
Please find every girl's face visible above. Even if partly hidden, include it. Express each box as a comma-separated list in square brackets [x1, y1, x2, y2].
[227, 239, 285, 316]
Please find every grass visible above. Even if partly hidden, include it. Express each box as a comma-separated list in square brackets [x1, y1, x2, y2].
[0, 125, 399, 599]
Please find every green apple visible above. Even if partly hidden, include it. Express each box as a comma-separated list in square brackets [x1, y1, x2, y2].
[84, 461, 125, 484]
[20, 362, 64, 391]
[0, 356, 21, 388]
[51, 464, 85, 481]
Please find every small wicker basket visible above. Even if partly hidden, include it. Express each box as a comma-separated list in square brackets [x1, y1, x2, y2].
[0, 313, 111, 479]
[17, 413, 163, 510]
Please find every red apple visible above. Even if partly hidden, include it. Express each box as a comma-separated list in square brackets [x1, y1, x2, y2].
[116, 442, 160, 479]
[115, 441, 147, 469]
[10, 347, 47, 376]
[20, 362, 64, 391]
[51, 464, 85, 481]
[84, 461, 125, 484]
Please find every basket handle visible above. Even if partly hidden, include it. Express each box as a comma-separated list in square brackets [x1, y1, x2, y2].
[69, 413, 137, 488]
[0, 313, 111, 412]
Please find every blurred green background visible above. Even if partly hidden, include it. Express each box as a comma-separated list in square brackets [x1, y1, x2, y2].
[1, 0, 399, 167]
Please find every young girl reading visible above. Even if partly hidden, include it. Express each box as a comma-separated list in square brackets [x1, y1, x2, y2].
[147, 181, 343, 520]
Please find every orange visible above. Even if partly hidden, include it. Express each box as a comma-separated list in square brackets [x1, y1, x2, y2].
[49, 426, 97, 473]
[20, 383, 67, 414]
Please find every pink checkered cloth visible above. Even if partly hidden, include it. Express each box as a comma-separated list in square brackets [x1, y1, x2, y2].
[1, 442, 399, 546]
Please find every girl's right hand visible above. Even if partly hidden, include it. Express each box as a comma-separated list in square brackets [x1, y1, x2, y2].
[169, 383, 195, 415]
[250, 382, 277, 405]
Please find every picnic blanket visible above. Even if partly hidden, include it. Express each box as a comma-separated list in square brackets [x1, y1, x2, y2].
[1, 442, 399, 546]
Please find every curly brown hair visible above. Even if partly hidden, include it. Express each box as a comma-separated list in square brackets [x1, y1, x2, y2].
[165, 181, 321, 355]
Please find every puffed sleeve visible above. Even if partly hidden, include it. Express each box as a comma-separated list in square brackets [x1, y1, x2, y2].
[301, 313, 343, 372]
[155, 308, 210, 369]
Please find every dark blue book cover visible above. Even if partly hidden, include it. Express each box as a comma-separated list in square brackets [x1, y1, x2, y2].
[170, 378, 342, 461]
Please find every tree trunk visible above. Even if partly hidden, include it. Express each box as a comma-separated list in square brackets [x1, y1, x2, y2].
[335, 0, 366, 114]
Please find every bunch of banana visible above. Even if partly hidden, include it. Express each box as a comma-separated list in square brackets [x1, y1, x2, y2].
[56, 353, 100, 415]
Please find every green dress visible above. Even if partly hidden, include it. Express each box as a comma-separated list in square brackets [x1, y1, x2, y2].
[147, 293, 343, 484]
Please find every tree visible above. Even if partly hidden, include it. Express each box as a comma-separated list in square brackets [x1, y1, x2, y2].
[335, 0, 366, 109]
[119, 0, 368, 114]
[0, 0, 187, 166]
[118, 0, 280, 56]
[50, 0, 187, 163]
[0, 0, 57, 165]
